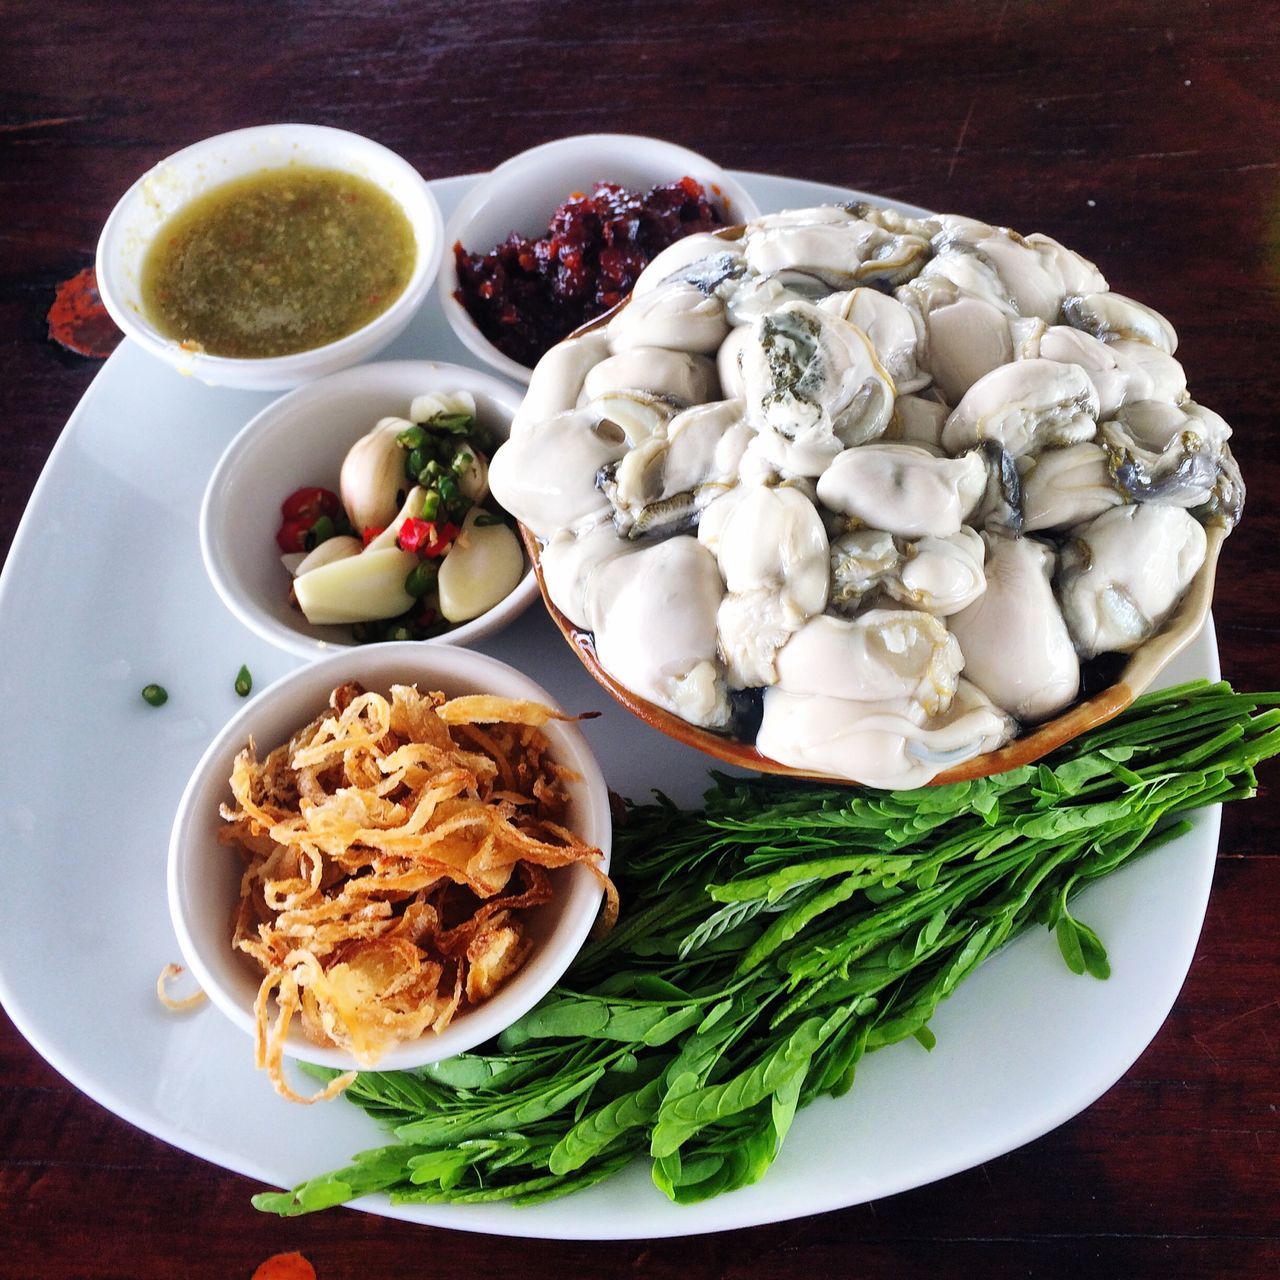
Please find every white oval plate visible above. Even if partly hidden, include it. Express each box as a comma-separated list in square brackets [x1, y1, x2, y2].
[0, 172, 1220, 1240]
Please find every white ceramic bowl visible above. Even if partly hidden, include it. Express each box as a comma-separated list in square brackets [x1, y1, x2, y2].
[168, 641, 612, 1071]
[96, 124, 444, 391]
[201, 359, 540, 657]
[439, 133, 761, 384]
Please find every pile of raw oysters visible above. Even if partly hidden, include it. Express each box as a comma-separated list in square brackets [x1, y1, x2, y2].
[489, 203, 1243, 788]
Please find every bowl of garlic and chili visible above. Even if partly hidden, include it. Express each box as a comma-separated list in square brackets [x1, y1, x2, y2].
[201, 361, 539, 658]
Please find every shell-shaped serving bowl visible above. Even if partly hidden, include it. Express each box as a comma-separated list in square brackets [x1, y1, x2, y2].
[522, 523, 1223, 787]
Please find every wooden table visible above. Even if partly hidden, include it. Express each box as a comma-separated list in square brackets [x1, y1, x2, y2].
[3, 2, 1278, 1275]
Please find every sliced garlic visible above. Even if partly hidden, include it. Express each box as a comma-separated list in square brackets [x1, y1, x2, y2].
[294, 546, 420, 625]
[437, 512, 525, 622]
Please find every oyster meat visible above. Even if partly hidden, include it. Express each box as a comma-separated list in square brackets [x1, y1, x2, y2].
[1056, 504, 1208, 658]
[486, 197, 1239, 787]
[948, 533, 1080, 723]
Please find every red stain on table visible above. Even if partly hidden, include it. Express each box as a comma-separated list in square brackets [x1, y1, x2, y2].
[47, 266, 121, 358]
[251, 1252, 317, 1280]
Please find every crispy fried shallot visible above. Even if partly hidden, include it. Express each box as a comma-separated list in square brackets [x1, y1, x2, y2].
[219, 682, 609, 1100]
[156, 963, 207, 1012]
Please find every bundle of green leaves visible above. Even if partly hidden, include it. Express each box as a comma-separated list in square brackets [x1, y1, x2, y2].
[255, 680, 1280, 1215]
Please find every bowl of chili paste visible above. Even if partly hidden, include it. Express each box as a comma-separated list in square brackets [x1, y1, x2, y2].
[439, 134, 759, 384]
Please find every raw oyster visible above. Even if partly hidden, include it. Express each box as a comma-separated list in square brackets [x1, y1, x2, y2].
[1023, 232, 1108, 296]
[896, 275, 1017, 404]
[513, 331, 612, 434]
[941, 358, 1099, 457]
[1021, 441, 1125, 533]
[713, 484, 830, 620]
[582, 388, 677, 448]
[773, 609, 963, 717]
[1062, 291, 1177, 353]
[598, 400, 753, 538]
[715, 588, 799, 689]
[587, 536, 731, 729]
[967, 439, 1024, 536]
[606, 280, 729, 355]
[949, 533, 1080, 722]
[539, 518, 636, 631]
[827, 524, 985, 616]
[818, 287, 929, 393]
[816, 443, 987, 538]
[743, 213, 930, 290]
[488, 408, 627, 538]
[756, 679, 1014, 789]
[829, 528, 903, 609]
[716, 324, 752, 399]
[1103, 399, 1244, 526]
[631, 235, 745, 297]
[889, 393, 950, 449]
[886, 527, 987, 615]
[1056, 504, 1207, 657]
[581, 346, 719, 406]
[1034, 325, 1187, 416]
[740, 300, 895, 473]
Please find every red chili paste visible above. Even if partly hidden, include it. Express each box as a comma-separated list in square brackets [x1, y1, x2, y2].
[47, 266, 122, 359]
[453, 177, 724, 367]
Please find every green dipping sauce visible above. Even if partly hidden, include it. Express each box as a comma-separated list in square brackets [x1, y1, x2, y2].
[140, 165, 416, 359]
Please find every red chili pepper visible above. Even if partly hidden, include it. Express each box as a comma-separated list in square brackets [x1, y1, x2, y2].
[276, 518, 314, 553]
[362, 525, 385, 547]
[281, 486, 340, 524]
[398, 518, 459, 558]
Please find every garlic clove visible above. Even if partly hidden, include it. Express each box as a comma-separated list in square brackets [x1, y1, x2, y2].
[294, 546, 420, 625]
[454, 447, 489, 503]
[410, 390, 476, 424]
[437, 513, 525, 622]
[293, 535, 363, 577]
[339, 418, 411, 533]
[365, 486, 426, 552]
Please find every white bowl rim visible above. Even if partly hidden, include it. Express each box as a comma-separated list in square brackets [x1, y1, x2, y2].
[438, 132, 762, 385]
[95, 123, 445, 388]
[200, 357, 540, 658]
[166, 640, 612, 1071]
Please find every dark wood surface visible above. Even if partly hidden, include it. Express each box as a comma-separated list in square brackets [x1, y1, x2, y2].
[3, 2, 1279, 1276]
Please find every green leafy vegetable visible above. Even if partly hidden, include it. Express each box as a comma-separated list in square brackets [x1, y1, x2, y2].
[252, 681, 1280, 1217]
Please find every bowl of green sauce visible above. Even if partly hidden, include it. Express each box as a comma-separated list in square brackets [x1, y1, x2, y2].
[96, 124, 444, 390]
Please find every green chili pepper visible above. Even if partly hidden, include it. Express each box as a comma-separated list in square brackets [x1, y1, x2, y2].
[406, 447, 429, 481]
[234, 665, 253, 698]
[305, 515, 336, 549]
[405, 561, 439, 598]
[431, 411, 473, 434]
[396, 425, 428, 451]
[141, 684, 168, 707]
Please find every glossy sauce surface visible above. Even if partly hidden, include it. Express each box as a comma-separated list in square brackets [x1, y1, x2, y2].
[140, 166, 415, 358]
